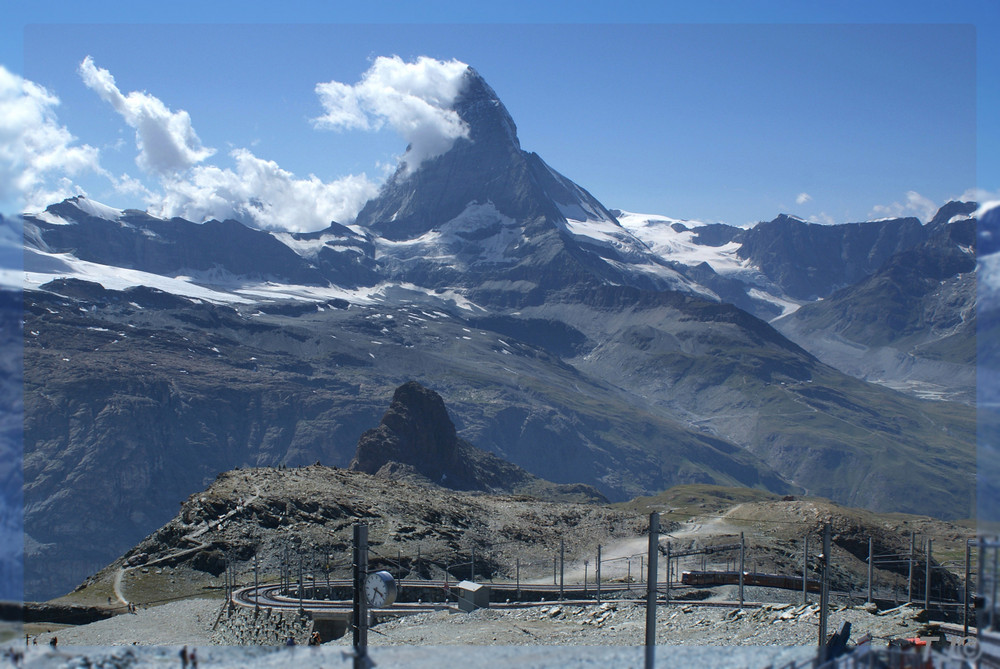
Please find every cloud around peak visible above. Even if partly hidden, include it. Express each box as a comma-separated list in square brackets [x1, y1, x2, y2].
[313, 56, 471, 173]
[75, 57, 378, 232]
[869, 190, 939, 222]
[79, 56, 215, 175]
[154, 149, 378, 233]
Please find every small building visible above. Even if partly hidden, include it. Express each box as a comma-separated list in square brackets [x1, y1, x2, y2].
[455, 580, 490, 612]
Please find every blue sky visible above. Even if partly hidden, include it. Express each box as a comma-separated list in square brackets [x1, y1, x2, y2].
[2, 1, 998, 228]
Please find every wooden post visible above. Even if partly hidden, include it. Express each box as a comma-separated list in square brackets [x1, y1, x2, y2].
[559, 539, 565, 601]
[818, 523, 831, 662]
[964, 540, 971, 637]
[908, 532, 915, 603]
[867, 536, 873, 604]
[803, 534, 809, 604]
[665, 542, 671, 606]
[739, 532, 745, 608]
[596, 545, 602, 604]
[925, 538, 932, 613]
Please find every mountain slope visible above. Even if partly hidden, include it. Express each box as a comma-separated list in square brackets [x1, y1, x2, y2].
[735, 214, 930, 301]
[25, 197, 328, 286]
[14, 64, 980, 601]
[353, 67, 699, 302]
[774, 213, 978, 402]
[21, 281, 791, 599]
[513, 284, 976, 517]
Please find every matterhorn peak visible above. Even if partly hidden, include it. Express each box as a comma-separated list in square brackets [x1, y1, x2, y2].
[354, 66, 599, 241]
[453, 66, 521, 152]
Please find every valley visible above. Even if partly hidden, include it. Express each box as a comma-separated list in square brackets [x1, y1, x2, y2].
[6, 63, 994, 605]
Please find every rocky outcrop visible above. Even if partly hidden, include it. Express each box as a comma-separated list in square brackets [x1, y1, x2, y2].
[350, 382, 466, 485]
[350, 381, 607, 503]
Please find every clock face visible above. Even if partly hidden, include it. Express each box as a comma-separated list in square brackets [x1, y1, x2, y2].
[365, 570, 397, 607]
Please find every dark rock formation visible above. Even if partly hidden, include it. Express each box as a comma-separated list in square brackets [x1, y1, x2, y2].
[350, 381, 466, 485]
[350, 381, 607, 503]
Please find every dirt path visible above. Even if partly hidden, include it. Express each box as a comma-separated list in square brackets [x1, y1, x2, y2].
[522, 512, 746, 587]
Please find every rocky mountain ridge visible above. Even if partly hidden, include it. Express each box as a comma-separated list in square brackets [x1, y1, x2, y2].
[10, 64, 985, 599]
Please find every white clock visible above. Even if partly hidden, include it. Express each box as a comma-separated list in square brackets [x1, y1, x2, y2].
[364, 570, 397, 607]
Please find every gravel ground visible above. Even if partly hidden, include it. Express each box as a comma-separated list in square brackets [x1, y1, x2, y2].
[5, 644, 814, 668]
[355, 599, 937, 648]
[27, 599, 222, 647]
[3, 595, 946, 668]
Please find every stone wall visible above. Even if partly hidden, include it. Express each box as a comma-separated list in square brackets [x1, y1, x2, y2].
[212, 604, 317, 646]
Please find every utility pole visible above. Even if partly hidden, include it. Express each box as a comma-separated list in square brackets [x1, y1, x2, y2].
[867, 536, 873, 604]
[471, 546, 476, 582]
[739, 532, 745, 608]
[298, 552, 304, 612]
[352, 522, 369, 669]
[925, 538, 932, 613]
[964, 540, 971, 637]
[516, 557, 521, 600]
[584, 560, 589, 597]
[818, 523, 831, 662]
[645, 512, 659, 669]
[665, 542, 671, 606]
[596, 545, 602, 604]
[803, 534, 809, 604]
[559, 539, 565, 601]
[908, 532, 915, 603]
[553, 556, 557, 586]
[254, 555, 259, 611]
[284, 544, 290, 595]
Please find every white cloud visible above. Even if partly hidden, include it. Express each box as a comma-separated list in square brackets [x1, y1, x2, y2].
[76, 58, 378, 232]
[314, 56, 471, 173]
[79, 56, 215, 175]
[152, 148, 378, 233]
[956, 187, 1000, 204]
[795, 192, 812, 205]
[869, 190, 938, 222]
[0, 65, 106, 213]
[807, 212, 835, 226]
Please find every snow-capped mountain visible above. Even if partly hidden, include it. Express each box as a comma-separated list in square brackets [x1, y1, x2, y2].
[8, 65, 986, 600]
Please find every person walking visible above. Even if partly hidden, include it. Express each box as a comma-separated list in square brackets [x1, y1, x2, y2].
[190, 648, 198, 668]
[179, 645, 188, 668]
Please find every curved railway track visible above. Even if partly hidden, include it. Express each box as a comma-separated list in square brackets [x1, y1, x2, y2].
[229, 578, 810, 615]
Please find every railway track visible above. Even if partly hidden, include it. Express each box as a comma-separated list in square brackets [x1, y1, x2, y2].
[230, 578, 782, 615]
